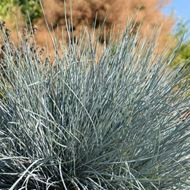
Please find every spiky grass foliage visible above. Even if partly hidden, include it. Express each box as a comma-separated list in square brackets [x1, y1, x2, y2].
[0, 25, 190, 190]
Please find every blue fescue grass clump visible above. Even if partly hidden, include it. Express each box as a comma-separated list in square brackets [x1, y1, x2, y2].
[0, 24, 190, 189]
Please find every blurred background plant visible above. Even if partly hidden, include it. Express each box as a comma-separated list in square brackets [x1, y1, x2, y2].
[16, 0, 42, 23]
[0, 0, 41, 23]
[173, 21, 190, 68]
[0, 0, 174, 53]
[0, 0, 20, 23]
[0, 0, 15, 19]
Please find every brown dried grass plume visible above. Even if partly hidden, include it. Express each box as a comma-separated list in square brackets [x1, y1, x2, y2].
[35, 0, 174, 48]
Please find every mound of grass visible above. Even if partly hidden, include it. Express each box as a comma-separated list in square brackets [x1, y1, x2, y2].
[0, 23, 190, 189]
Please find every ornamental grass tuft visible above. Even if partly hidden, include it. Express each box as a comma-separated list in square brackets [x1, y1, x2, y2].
[0, 22, 190, 189]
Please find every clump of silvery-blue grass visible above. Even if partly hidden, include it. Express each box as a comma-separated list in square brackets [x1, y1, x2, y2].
[0, 22, 190, 190]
